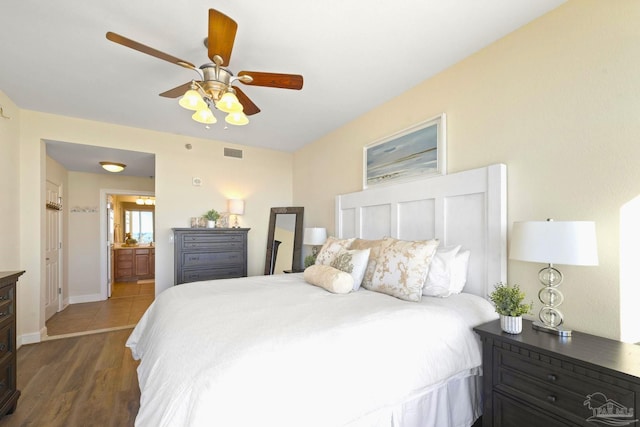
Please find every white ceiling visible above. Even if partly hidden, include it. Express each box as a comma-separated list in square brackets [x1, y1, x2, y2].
[2, 0, 564, 163]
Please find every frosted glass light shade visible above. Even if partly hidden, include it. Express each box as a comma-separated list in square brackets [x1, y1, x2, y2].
[225, 111, 249, 126]
[303, 227, 327, 246]
[216, 92, 243, 113]
[192, 108, 217, 124]
[100, 162, 126, 173]
[510, 221, 598, 266]
[179, 89, 207, 111]
[228, 199, 245, 215]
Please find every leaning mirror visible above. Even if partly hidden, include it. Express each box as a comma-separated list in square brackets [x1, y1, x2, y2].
[264, 207, 304, 275]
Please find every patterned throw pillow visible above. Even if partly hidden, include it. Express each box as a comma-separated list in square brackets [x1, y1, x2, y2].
[349, 238, 388, 289]
[315, 236, 355, 266]
[366, 238, 440, 302]
[330, 248, 371, 291]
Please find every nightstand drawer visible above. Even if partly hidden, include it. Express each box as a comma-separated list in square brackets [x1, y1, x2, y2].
[494, 392, 578, 427]
[495, 347, 636, 421]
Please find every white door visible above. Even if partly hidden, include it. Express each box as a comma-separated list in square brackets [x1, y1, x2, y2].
[45, 180, 62, 320]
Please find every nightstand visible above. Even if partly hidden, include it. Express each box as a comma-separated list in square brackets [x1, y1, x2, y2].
[474, 319, 640, 427]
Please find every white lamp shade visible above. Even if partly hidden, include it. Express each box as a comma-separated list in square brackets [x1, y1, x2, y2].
[225, 111, 249, 126]
[192, 108, 217, 124]
[303, 227, 327, 246]
[510, 220, 598, 266]
[227, 199, 245, 215]
[216, 91, 243, 113]
[179, 89, 208, 111]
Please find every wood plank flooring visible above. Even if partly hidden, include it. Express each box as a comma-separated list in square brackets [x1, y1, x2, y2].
[46, 282, 154, 337]
[1, 329, 139, 427]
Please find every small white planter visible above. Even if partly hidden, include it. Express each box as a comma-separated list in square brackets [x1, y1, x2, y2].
[206, 220, 216, 228]
[500, 315, 523, 334]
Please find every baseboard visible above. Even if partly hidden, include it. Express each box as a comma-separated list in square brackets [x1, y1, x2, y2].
[18, 327, 46, 347]
[68, 293, 104, 304]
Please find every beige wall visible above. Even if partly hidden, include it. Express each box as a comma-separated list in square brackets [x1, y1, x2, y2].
[0, 92, 20, 270]
[293, 0, 640, 341]
[15, 110, 292, 343]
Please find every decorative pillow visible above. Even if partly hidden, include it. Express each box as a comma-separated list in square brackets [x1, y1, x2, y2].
[315, 236, 356, 266]
[366, 238, 440, 302]
[348, 238, 388, 289]
[449, 250, 471, 294]
[423, 245, 461, 297]
[330, 248, 371, 291]
[303, 265, 354, 294]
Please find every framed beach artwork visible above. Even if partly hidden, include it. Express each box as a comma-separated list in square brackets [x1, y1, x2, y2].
[363, 113, 446, 188]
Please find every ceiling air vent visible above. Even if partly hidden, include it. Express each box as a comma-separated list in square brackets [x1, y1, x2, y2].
[224, 148, 243, 159]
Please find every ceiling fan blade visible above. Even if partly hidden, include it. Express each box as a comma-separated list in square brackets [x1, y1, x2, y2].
[159, 82, 198, 98]
[208, 9, 238, 66]
[233, 86, 261, 116]
[238, 71, 303, 90]
[106, 32, 197, 71]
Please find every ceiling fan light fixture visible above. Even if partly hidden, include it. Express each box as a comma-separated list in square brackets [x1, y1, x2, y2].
[192, 108, 217, 124]
[100, 161, 126, 173]
[225, 111, 249, 126]
[179, 89, 207, 111]
[216, 91, 243, 113]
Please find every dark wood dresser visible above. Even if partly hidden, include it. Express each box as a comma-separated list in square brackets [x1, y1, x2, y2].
[474, 319, 640, 427]
[0, 271, 24, 420]
[173, 228, 249, 285]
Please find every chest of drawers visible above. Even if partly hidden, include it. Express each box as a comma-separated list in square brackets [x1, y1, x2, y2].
[0, 271, 24, 420]
[173, 228, 250, 285]
[474, 319, 640, 427]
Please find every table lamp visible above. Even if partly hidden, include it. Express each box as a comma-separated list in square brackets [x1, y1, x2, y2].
[509, 219, 598, 337]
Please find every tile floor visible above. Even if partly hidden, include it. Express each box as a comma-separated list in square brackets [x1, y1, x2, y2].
[45, 281, 154, 338]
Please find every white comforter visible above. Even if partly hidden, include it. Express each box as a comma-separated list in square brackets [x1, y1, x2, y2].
[126, 273, 497, 427]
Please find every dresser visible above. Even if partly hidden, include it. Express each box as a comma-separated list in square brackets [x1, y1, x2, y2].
[173, 228, 249, 285]
[0, 271, 24, 420]
[474, 319, 640, 427]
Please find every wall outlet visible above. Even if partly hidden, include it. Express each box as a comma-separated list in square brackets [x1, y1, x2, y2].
[192, 177, 202, 186]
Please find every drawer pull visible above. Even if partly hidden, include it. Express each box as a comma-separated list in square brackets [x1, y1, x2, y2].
[547, 395, 557, 403]
[0, 311, 8, 317]
[0, 343, 5, 351]
[0, 296, 8, 301]
[547, 374, 557, 382]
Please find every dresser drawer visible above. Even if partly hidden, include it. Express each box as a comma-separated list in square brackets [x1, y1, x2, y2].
[0, 323, 13, 366]
[180, 233, 244, 250]
[180, 266, 245, 283]
[0, 345, 15, 409]
[181, 251, 243, 268]
[0, 299, 12, 326]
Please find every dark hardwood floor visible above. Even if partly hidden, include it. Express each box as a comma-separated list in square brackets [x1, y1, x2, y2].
[0, 329, 139, 427]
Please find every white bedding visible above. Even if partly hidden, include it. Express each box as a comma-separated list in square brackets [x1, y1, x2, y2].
[127, 273, 497, 427]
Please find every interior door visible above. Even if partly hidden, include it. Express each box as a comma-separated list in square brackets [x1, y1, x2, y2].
[45, 180, 62, 320]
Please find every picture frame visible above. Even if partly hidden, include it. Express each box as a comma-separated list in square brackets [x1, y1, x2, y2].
[363, 113, 446, 188]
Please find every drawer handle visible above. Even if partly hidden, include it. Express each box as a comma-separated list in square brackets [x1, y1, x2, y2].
[0, 343, 5, 351]
[0, 311, 8, 317]
[0, 296, 7, 301]
[547, 395, 557, 403]
[547, 374, 557, 382]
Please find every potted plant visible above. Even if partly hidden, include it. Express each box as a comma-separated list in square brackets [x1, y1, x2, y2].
[203, 209, 220, 228]
[489, 283, 533, 334]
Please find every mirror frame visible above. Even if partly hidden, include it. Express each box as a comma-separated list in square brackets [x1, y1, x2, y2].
[264, 207, 304, 275]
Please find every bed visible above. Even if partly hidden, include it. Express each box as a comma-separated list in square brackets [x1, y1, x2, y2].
[127, 163, 507, 427]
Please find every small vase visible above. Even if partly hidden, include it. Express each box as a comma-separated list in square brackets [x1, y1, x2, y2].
[500, 315, 522, 334]
[206, 220, 216, 228]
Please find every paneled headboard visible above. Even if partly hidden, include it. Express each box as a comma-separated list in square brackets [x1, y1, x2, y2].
[336, 164, 507, 299]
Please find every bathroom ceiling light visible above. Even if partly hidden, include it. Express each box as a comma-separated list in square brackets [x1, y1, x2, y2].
[100, 161, 126, 173]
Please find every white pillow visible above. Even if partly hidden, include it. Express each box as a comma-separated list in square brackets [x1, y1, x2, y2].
[304, 265, 353, 294]
[315, 236, 355, 266]
[330, 248, 371, 291]
[422, 245, 461, 297]
[449, 250, 471, 294]
[366, 238, 440, 302]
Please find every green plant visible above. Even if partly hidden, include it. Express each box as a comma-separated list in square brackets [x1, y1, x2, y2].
[489, 283, 533, 317]
[203, 209, 220, 221]
[304, 254, 316, 268]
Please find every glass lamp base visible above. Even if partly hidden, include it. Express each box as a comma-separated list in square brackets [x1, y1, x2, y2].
[532, 320, 572, 337]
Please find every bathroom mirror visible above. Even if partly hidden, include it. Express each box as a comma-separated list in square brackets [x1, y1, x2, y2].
[264, 207, 304, 275]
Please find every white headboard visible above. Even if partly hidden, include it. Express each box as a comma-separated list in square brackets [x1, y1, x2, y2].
[336, 164, 507, 299]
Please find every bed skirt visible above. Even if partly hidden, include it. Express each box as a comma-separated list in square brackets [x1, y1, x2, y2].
[347, 368, 482, 427]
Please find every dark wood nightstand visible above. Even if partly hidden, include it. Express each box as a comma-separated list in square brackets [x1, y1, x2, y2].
[474, 319, 640, 427]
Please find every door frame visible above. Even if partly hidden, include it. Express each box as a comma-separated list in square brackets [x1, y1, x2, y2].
[99, 189, 155, 300]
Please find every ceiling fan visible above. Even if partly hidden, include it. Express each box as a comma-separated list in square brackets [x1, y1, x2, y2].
[106, 9, 303, 126]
